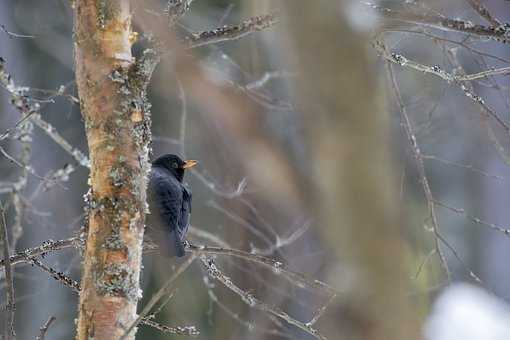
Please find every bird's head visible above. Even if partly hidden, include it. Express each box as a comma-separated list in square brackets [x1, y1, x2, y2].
[152, 154, 198, 182]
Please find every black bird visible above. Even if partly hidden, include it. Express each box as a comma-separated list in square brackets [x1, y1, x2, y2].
[147, 154, 197, 257]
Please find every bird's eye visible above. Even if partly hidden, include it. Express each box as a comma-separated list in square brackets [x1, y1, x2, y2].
[172, 162, 178, 168]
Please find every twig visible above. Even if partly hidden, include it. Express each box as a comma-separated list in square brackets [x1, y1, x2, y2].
[188, 243, 335, 295]
[411, 249, 437, 280]
[30, 114, 89, 167]
[0, 24, 35, 39]
[201, 256, 328, 340]
[120, 254, 198, 339]
[29, 254, 199, 337]
[36, 316, 56, 340]
[185, 13, 278, 49]
[422, 154, 504, 181]
[188, 225, 231, 248]
[207, 288, 291, 338]
[0, 57, 89, 167]
[307, 292, 336, 326]
[177, 76, 187, 157]
[365, 2, 510, 42]
[207, 200, 274, 248]
[374, 41, 510, 134]
[385, 62, 451, 280]
[2, 236, 335, 297]
[165, 0, 194, 26]
[464, 0, 501, 26]
[140, 319, 199, 337]
[0, 201, 15, 339]
[0, 145, 47, 181]
[0, 57, 40, 139]
[29, 257, 81, 292]
[434, 200, 510, 236]
[0, 237, 78, 268]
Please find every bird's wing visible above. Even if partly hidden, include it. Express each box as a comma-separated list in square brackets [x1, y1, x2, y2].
[151, 176, 185, 256]
[153, 178, 182, 229]
[178, 186, 192, 242]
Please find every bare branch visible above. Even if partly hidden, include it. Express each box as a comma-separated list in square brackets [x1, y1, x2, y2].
[206, 288, 291, 338]
[0, 57, 40, 126]
[0, 201, 15, 339]
[0, 24, 35, 39]
[30, 114, 89, 167]
[140, 319, 199, 337]
[0, 237, 78, 268]
[36, 316, 56, 340]
[365, 2, 510, 42]
[201, 256, 328, 340]
[422, 154, 504, 181]
[166, 0, 193, 26]
[188, 243, 335, 295]
[435, 200, 510, 236]
[30, 257, 81, 292]
[29, 253, 199, 337]
[385, 62, 451, 280]
[464, 0, 501, 26]
[120, 254, 198, 339]
[374, 41, 510, 134]
[185, 13, 278, 48]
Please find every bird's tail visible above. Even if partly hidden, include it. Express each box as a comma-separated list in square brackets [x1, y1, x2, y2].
[163, 230, 186, 258]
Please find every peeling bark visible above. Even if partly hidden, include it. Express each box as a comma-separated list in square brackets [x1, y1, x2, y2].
[73, 1, 155, 339]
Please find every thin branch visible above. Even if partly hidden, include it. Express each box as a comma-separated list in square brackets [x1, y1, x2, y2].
[385, 62, 451, 280]
[177, 76, 187, 157]
[422, 154, 504, 181]
[30, 255, 199, 337]
[374, 41, 510, 134]
[29, 114, 89, 167]
[0, 201, 15, 339]
[411, 249, 437, 280]
[434, 200, 510, 236]
[0, 237, 78, 268]
[0, 24, 35, 39]
[0, 145, 47, 181]
[0, 58, 89, 167]
[120, 254, 198, 339]
[185, 13, 278, 49]
[365, 2, 510, 42]
[201, 256, 328, 340]
[207, 288, 291, 338]
[188, 243, 335, 295]
[207, 200, 274, 248]
[29, 257, 81, 292]
[464, 0, 501, 26]
[0, 57, 40, 139]
[165, 0, 194, 26]
[2, 235, 335, 299]
[36, 316, 56, 340]
[307, 292, 336, 326]
[140, 319, 199, 337]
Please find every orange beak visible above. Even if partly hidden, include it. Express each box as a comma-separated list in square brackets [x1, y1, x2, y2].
[182, 160, 198, 169]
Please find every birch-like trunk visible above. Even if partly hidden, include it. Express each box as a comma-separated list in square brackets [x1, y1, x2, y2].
[74, 1, 155, 339]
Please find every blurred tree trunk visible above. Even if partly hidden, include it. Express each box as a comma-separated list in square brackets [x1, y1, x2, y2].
[283, 1, 421, 339]
[74, 1, 153, 339]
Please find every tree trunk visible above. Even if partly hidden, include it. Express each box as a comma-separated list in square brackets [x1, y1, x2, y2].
[73, 1, 155, 339]
[283, 1, 421, 339]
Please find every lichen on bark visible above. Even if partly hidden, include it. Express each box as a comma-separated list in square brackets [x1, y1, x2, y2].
[73, 1, 157, 339]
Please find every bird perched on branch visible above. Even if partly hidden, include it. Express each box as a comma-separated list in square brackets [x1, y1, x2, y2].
[147, 154, 197, 257]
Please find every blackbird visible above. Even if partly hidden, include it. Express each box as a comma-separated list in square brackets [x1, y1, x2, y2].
[147, 154, 197, 257]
